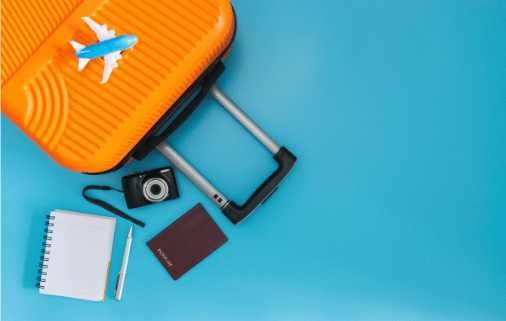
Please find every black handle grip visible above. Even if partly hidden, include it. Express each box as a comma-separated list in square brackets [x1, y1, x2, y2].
[221, 147, 296, 224]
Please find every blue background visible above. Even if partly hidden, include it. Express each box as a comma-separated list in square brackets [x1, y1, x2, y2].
[2, 1, 506, 320]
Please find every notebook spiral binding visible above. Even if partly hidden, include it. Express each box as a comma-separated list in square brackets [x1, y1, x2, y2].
[37, 215, 54, 289]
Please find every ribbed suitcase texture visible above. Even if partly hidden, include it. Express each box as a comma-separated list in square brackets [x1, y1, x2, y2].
[1, 0, 235, 173]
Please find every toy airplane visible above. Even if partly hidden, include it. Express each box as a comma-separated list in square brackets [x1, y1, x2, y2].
[70, 17, 138, 83]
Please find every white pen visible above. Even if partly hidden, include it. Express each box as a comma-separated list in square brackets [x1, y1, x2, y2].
[115, 226, 133, 301]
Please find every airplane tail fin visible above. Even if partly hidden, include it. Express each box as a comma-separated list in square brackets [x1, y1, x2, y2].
[78, 58, 91, 71]
[70, 41, 85, 52]
[70, 41, 91, 71]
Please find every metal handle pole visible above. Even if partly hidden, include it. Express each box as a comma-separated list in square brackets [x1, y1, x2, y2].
[209, 85, 280, 155]
[156, 141, 229, 209]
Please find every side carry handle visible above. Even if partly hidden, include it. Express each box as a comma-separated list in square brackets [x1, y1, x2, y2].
[156, 85, 296, 224]
[133, 62, 225, 161]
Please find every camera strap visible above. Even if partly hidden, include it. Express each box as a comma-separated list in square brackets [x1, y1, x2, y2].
[82, 185, 146, 227]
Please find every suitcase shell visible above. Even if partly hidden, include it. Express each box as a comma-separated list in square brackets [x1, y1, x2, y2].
[1, 0, 235, 173]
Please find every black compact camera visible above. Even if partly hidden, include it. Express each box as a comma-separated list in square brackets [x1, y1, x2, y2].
[122, 167, 179, 209]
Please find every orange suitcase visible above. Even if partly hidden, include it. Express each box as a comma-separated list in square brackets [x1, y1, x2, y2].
[1, 0, 296, 224]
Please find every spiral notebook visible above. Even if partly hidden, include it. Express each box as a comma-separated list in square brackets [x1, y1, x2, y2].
[38, 210, 116, 301]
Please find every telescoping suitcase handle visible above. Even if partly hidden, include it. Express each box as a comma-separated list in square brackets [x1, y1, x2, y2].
[157, 85, 296, 224]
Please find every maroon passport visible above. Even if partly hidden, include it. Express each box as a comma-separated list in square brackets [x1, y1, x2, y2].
[147, 203, 228, 280]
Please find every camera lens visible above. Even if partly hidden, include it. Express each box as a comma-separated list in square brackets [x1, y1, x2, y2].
[143, 178, 169, 203]
[150, 184, 162, 195]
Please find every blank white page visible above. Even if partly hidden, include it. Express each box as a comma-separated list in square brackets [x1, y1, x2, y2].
[39, 209, 116, 301]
